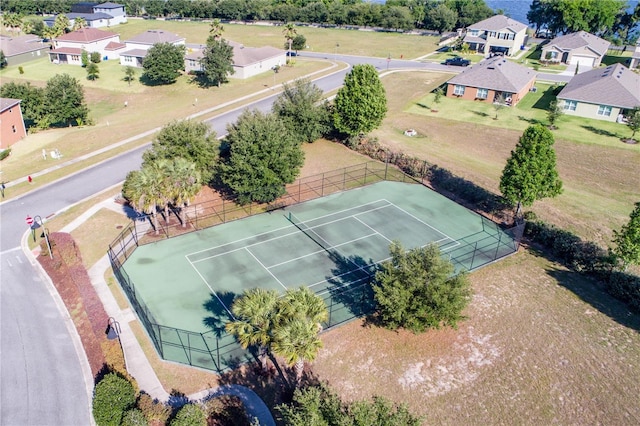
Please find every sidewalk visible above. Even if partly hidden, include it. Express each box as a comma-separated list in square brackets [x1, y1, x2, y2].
[61, 197, 276, 426]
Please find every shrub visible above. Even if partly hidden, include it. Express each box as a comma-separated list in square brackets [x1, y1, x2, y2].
[90, 51, 102, 63]
[170, 403, 206, 426]
[18, 66, 24, 74]
[137, 393, 171, 425]
[0, 148, 11, 161]
[203, 395, 251, 426]
[607, 272, 640, 311]
[121, 408, 148, 426]
[92, 373, 136, 426]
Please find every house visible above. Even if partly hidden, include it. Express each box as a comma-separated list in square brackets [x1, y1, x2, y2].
[0, 98, 27, 149]
[0, 34, 48, 66]
[630, 41, 640, 69]
[49, 28, 122, 65]
[445, 57, 537, 106]
[463, 15, 528, 57]
[44, 2, 126, 29]
[185, 41, 286, 79]
[540, 31, 610, 68]
[556, 63, 640, 122]
[119, 30, 185, 67]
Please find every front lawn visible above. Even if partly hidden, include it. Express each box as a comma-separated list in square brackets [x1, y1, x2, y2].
[408, 83, 637, 149]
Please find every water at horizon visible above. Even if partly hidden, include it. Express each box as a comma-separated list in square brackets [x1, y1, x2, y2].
[486, 0, 639, 25]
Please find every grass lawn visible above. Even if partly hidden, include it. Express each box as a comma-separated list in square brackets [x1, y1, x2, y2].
[407, 82, 638, 150]
[372, 71, 639, 245]
[111, 19, 440, 60]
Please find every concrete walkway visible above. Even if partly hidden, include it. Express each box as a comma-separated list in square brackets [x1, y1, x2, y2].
[61, 197, 276, 426]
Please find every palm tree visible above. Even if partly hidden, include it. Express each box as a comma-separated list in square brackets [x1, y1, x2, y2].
[280, 286, 328, 332]
[209, 18, 224, 41]
[168, 158, 201, 227]
[125, 163, 167, 235]
[282, 23, 297, 59]
[226, 288, 280, 372]
[72, 17, 87, 31]
[2, 13, 23, 34]
[272, 287, 328, 384]
[271, 317, 323, 385]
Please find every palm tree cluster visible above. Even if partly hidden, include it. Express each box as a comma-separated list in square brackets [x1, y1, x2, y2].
[226, 286, 328, 386]
[122, 158, 201, 234]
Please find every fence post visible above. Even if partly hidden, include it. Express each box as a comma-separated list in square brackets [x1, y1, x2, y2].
[321, 172, 325, 197]
[470, 241, 478, 269]
[223, 199, 226, 223]
[364, 164, 368, 184]
[384, 159, 388, 180]
[298, 178, 302, 202]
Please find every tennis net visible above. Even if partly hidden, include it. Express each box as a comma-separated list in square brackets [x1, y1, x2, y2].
[287, 212, 334, 255]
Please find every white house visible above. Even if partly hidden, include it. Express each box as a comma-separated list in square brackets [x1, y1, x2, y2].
[185, 41, 286, 80]
[463, 15, 528, 57]
[120, 30, 185, 67]
[44, 2, 127, 29]
[49, 27, 122, 65]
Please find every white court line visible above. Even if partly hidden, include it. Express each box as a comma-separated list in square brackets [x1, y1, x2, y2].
[381, 199, 456, 243]
[302, 199, 390, 223]
[185, 199, 389, 260]
[186, 256, 236, 319]
[189, 228, 301, 264]
[189, 201, 392, 264]
[353, 216, 393, 244]
[266, 232, 379, 269]
[245, 247, 288, 291]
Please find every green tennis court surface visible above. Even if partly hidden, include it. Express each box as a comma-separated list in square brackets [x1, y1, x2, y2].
[119, 181, 519, 371]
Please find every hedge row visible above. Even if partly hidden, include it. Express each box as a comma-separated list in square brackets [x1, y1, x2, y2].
[525, 217, 640, 310]
[343, 137, 640, 311]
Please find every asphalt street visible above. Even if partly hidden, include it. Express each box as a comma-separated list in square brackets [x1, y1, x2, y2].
[0, 52, 569, 424]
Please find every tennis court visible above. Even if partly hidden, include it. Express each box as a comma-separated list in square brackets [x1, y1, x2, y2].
[118, 180, 520, 371]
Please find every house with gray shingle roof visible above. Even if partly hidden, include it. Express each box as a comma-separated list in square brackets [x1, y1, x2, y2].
[44, 2, 126, 28]
[185, 41, 286, 80]
[541, 31, 610, 68]
[445, 57, 537, 106]
[119, 30, 186, 67]
[49, 27, 122, 65]
[463, 15, 528, 57]
[556, 63, 640, 122]
[0, 34, 48, 67]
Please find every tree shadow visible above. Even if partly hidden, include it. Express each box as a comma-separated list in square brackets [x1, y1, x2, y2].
[581, 125, 618, 138]
[416, 102, 430, 109]
[531, 86, 558, 110]
[517, 115, 543, 125]
[471, 111, 490, 117]
[324, 251, 379, 329]
[546, 265, 640, 332]
[202, 291, 254, 372]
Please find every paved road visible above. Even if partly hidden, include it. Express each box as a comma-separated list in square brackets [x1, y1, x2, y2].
[0, 52, 568, 424]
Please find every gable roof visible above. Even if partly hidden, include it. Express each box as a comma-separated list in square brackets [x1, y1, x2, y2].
[95, 2, 124, 9]
[544, 31, 610, 56]
[185, 41, 284, 67]
[448, 57, 536, 92]
[54, 27, 119, 43]
[557, 63, 640, 109]
[125, 30, 184, 46]
[44, 12, 114, 24]
[0, 98, 21, 113]
[0, 34, 46, 57]
[468, 15, 527, 33]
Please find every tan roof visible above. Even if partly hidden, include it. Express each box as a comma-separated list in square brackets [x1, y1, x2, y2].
[50, 47, 84, 55]
[0, 34, 47, 57]
[0, 98, 21, 113]
[448, 57, 536, 92]
[125, 30, 184, 46]
[545, 31, 610, 56]
[557, 63, 640, 109]
[105, 41, 126, 50]
[468, 15, 527, 33]
[186, 40, 284, 67]
[54, 27, 119, 43]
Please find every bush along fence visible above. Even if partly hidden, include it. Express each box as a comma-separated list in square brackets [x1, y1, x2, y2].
[524, 215, 640, 312]
[346, 136, 639, 312]
[108, 162, 523, 372]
